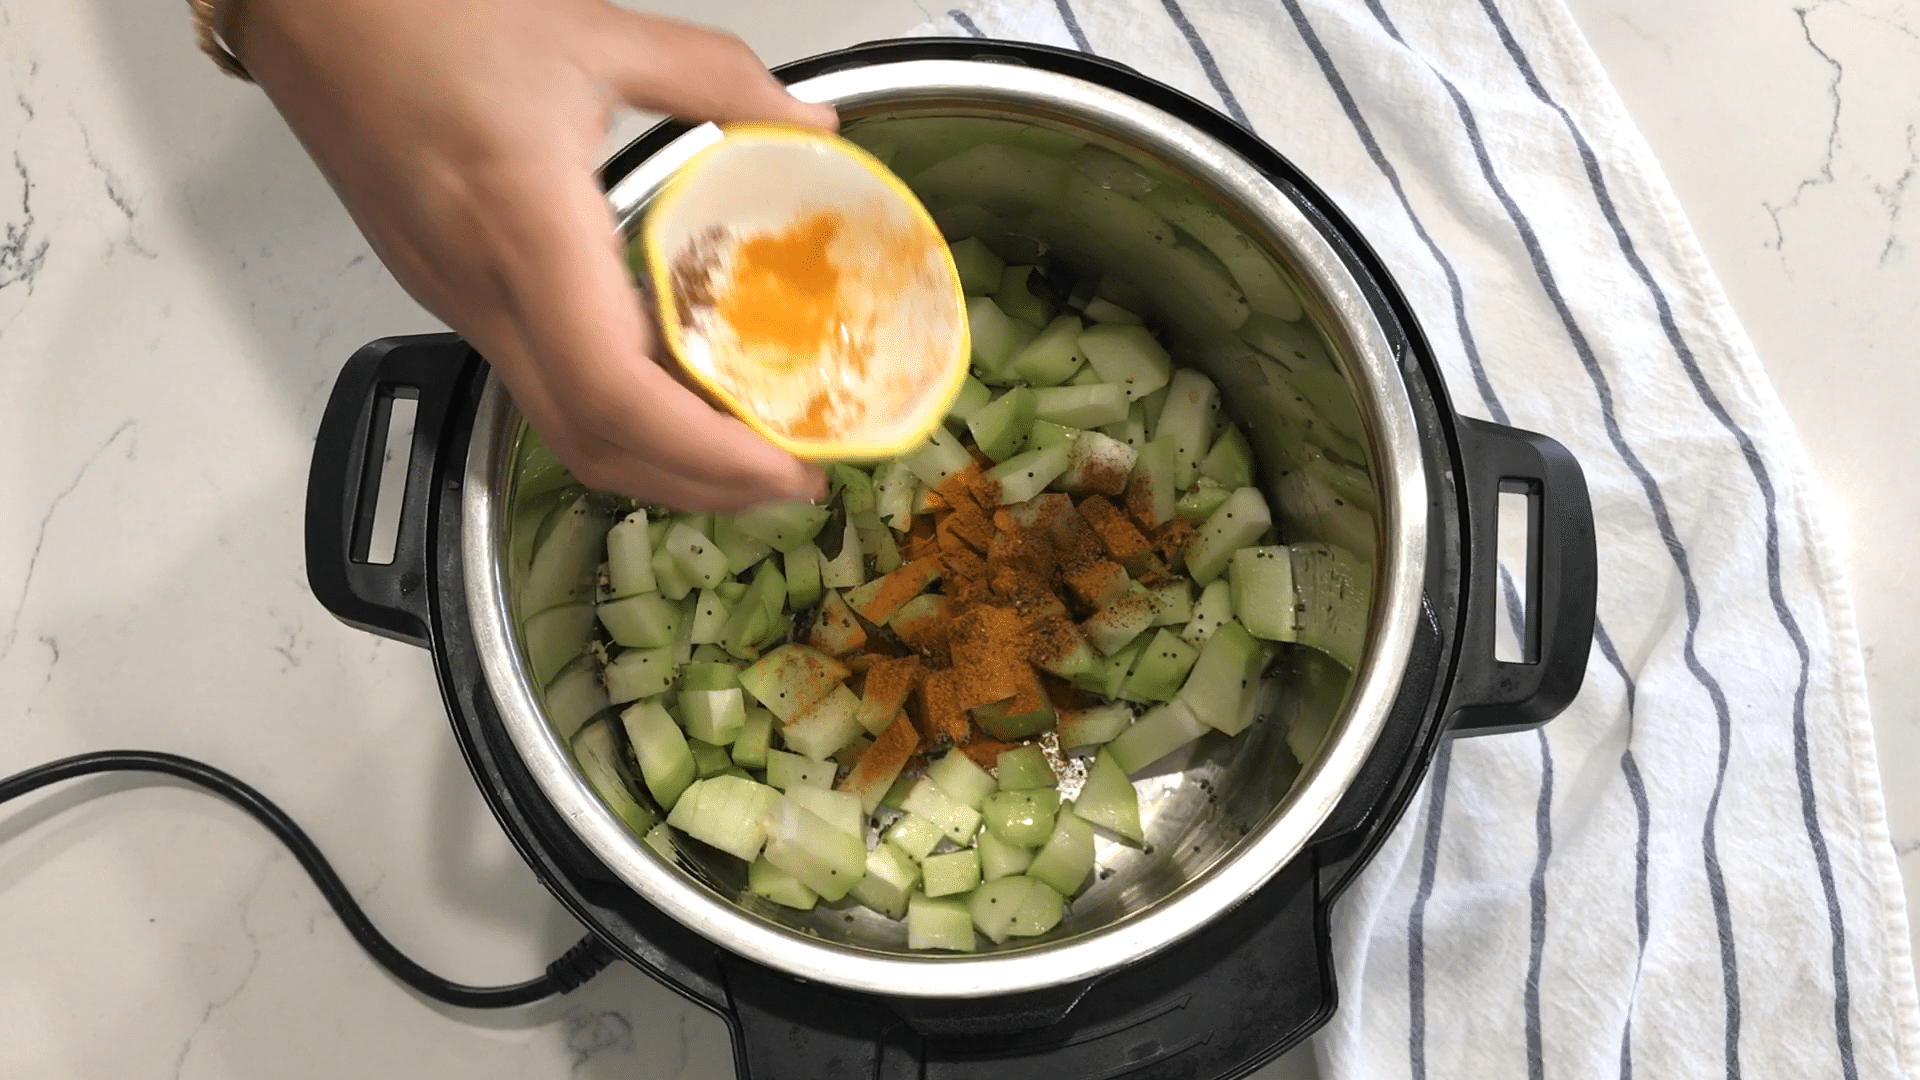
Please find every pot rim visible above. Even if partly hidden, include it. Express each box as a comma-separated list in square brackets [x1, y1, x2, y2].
[461, 57, 1429, 998]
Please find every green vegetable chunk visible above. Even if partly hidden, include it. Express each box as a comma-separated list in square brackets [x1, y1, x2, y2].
[985, 442, 1073, 505]
[1078, 323, 1171, 400]
[1033, 383, 1130, 429]
[1154, 368, 1220, 490]
[604, 647, 677, 704]
[983, 789, 1061, 849]
[1073, 748, 1144, 843]
[950, 236, 1006, 295]
[1184, 487, 1274, 586]
[968, 876, 1035, 944]
[828, 464, 875, 516]
[749, 855, 818, 910]
[967, 296, 1034, 385]
[570, 718, 656, 836]
[1175, 619, 1268, 736]
[972, 697, 1058, 740]
[945, 376, 994, 434]
[687, 738, 733, 779]
[978, 828, 1035, 882]
[621, 700, 695, 809]
[738, 644, 849, 724]
[1057, 430, 1137, 495]
[782, 683, 865, 761]
[873, 461, 919, 531]
[1146, 578, 1193, 627]
[686, 588, 733, 646]
[1127, 436, 1178, 527]
[733, 500, 832, 553]
[1084, 585, 1158, 657]
[679, 661, 741, 692]
[1109, 699, 1210, 775]
[1175, 484, 1232, 523]
[1028, 419, 1084, 453]
[604, 513, 658, 599]
[884, 812, 946, 865]
[818, 525, 866, 590]
[765, 748, 835, 791]
[1056, 702, 1134, 750]
[1082, 296, 1142, 325]
[1181, 580, 1234, 647]
[926, 750, 997, 809]
[922, 848, 983, 898]
[522, 494, 612, 616]
[783, 542, 824, 611]
[679, 689, 746, 746]
[785, 785, 864, 838]
[1008, 880, 1066, 938]
[1121, 629, 1201, 703]
[1012, 314, 1086, 386]
[763, 796, 868, 902]
[901, 776, 984, 845]
[665, 521, 730, 591]
[908, 891, 978, 952]
[968, 386, 1038, 462]
[1026, 804, 1096, 896]
[665, 775, 780, 863]
[1230, 546, 1298, 643]
[1199, 426, 1254, 489]
[850, 843, 920, 919]
[994, 746, 1058, 790]
[731, 707, 775, 769]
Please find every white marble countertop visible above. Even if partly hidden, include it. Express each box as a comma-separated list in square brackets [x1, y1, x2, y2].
[1, 1, 1913, 1077]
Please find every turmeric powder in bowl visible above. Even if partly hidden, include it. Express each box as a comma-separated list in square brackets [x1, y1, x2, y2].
[643, 125, 970, 462]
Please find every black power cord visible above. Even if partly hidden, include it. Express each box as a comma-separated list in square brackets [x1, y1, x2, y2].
[0, 749, 617, 1009]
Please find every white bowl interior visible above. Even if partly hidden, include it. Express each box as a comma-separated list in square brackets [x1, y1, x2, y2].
[649, 132, 963, 453]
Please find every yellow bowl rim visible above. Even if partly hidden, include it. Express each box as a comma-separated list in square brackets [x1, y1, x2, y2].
[640, 122, 971, 463]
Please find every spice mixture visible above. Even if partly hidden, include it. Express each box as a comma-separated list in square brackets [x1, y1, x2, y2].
[813, 435, 1197, 789]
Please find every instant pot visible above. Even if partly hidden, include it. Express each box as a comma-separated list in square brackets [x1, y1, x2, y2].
[305, 39, 1596, 1080]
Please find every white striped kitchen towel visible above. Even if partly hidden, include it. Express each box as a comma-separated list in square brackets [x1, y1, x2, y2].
[911, 1, 1920, 1077]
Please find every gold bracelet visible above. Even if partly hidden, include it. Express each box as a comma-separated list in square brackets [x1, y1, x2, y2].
[188, 0, 253, 82]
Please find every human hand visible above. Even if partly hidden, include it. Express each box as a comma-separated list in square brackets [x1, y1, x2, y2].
[231, 0, 835, 509]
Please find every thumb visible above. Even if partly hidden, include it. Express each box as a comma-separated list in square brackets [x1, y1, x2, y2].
[587, 11, 838, 131]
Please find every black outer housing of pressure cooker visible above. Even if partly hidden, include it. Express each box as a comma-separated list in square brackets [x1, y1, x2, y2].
[304, 39, 1597, 1080]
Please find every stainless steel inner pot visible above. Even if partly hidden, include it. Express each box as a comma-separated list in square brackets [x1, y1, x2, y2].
[459, 59, 1428, 999]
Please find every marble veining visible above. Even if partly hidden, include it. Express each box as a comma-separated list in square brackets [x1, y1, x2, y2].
[1877, 125, 1916, 265]
[1761, 4, 1846, 252]
[1, 418, 135, 666]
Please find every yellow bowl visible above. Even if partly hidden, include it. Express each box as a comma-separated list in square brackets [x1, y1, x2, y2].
[641, 124, 969, 463]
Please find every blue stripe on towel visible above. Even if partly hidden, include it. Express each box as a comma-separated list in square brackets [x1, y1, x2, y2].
[1407, 740, 1454, 1080]
[1422, 57, 1747, 1080]
[1469, 4, 1856, 1074]
[1157, 0, 1251, 128]
[1052, 0, 1092, 52]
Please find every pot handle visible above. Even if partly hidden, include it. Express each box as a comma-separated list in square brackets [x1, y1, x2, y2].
[305, 333, 480, 649]
[1445, 417, 1597, 735]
